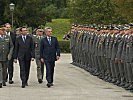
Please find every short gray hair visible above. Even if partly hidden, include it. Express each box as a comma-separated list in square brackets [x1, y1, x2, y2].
[45, 27, 52, 32]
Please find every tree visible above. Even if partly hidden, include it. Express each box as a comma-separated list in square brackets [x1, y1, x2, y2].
[2, 0, 69, 27]
[68, 0, 127, 24]
[3, 0, 47, 27]
[112, 0, 133, 22]
[0, 0, 5, 24]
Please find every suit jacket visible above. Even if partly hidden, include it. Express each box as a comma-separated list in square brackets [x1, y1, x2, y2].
[10, 32, 16, 46]
[10, 32, 16, 59]
[40, 36, 60, 61]
[14, 35, 35, 61]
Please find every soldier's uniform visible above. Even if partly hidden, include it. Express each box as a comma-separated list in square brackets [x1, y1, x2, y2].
[121, 33, 130, 88]
[112, 31, 125, 85]
[33, 29, 45, 83]
[70, 28, 75, 63]
[85, 30, 92, 71]
[76, 28, 84, 67]
[104, 31, 112, 82]
[125, 34, 133, 90]
[72, 29, 79, 65]
[82, 29, 88, 68]
[115, 32, 125, 86]
[92, 31, 100, 75]
[89, 29, 96, 73]
[0, 33, 14, 87]
[70, 24, 133, 92]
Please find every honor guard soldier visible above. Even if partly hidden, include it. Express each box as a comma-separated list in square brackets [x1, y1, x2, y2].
[33, 28, 45, 83]
[0, 26, 14, 88]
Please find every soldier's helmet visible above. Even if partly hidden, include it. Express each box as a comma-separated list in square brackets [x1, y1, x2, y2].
[37, 29, 44, 32]
[129, 23, 133, 29]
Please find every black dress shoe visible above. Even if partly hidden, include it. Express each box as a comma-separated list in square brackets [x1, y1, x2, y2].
[111, 79, 117, 83]
[122, 83, 130, 88]
[118, 82, 125, 87]
[114, 80, 121, 85]
[38, 79, 43, 84]
[125, 84, 133, 90]
[25, 83, 28, 86]
[21, 84, 25, 88]
[46, 83, 51, 88]
[130, 89, 133, 92]
[9, 80, 14, 84]
[3, 81, 6, 86]
[51, 83, 54, 86]
[21, 82, 25, 88]
[103, 76, 109, 81]
[0, 83, 2, 88]
[21, 85, 25, 88]
[107, 77, 112, 82]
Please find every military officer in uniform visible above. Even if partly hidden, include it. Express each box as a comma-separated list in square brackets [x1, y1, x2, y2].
[0, 26, 14, 88]
[33, 28, 45, 83]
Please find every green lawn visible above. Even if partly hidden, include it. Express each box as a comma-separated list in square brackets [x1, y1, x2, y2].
[45, 19, 71, 41]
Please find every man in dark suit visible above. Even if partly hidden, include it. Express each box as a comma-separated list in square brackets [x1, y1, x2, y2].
[5, 23, 16, 84]
[40, 27, 60, 88]
[14, 26, 35, 88]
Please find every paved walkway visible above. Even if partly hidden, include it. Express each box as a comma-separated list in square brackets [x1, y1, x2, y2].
[0, 54, 133, 100]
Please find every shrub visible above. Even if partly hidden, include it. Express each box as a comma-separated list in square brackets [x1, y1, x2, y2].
[59, 40, 70, 53]
[45, 19, 71, 41]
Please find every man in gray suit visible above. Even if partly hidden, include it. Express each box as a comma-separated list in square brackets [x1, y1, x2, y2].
[0, 26, 14, 88]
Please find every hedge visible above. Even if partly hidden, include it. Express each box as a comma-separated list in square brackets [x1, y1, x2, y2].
[59, 40, 70, 53]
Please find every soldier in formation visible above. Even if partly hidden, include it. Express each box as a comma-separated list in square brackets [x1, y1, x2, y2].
[70, 23, 133, 92]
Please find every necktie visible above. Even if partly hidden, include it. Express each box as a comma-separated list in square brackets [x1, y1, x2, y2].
[23, 36, 26, 43]
[48, 37, 51, 45]
[7, 32, 10, 36]
[39, 36, 41, 40]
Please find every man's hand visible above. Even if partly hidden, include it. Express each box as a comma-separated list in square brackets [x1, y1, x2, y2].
[14, 59, 17, 63]
[115, 58, 118, 62]
[31, 58, 34, 61]
[41, 58, 44, 63]
[56, 56, 60, 60]
[120, 60, 124, 63]
[8, 54, 11, 61]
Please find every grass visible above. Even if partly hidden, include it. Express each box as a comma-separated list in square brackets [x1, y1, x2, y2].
[45, 19, 71, 41]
